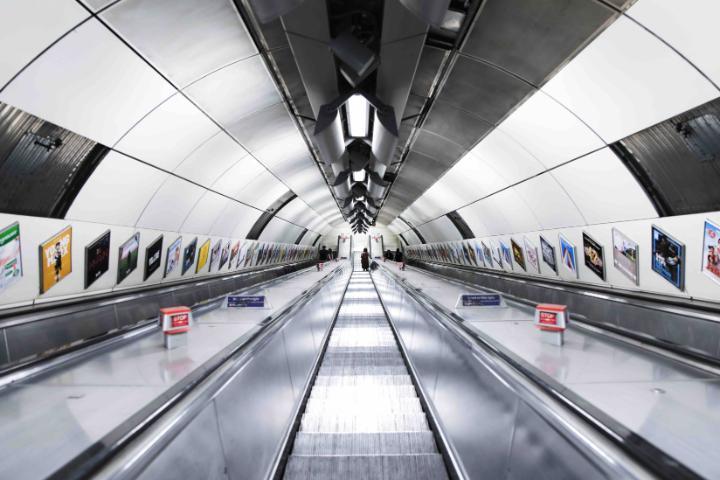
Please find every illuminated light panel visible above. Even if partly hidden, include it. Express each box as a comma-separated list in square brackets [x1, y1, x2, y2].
[346, 94, 370, 138]
[352, 169, 367, 182]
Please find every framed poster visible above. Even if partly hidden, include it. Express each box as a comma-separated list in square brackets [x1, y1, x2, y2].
[219, 241, 230, 270]
[524, 237, 540, 274]
[196, 239, 211, 273]
[582, 232, 605, 281]
[117, 232, 140, 284]
[39, 226, 72, 294]
[182, 237, 197, 275]
[500, 241, 513, 270]
[85, 230, 111, 289]
[651, 225, 684, 290]
[481, 242, 493, 268]
[540, 235, 557, 274]
[702, 220, 720, 286]
[164, 237, 182, 278]
[559, 234, 578, 278]
[229, 241, 240, 269]
[0, 222, 22, 292]
[511, 239, 526, 271]
[144, 235, 163, 281]
[209, 240, 221, 271]
[490, 241, 502, 268]
[612, 228, 639, 285]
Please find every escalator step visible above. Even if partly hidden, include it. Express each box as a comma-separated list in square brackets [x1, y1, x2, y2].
[313, 375, 413, 386]
[291, 432, 438, 455]
[308, 384, 418, 400]
[284, 454, 448, 480]
[300, 413, 430, 433]
[304, 397, 423, 416]
[318, 365, 408, 376]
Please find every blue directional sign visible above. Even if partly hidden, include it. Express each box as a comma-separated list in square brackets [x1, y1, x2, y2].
[460, 293, 504, 307]
[227, 295, 266, 308]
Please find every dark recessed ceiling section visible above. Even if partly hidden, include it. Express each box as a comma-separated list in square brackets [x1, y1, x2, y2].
[294, 227, 309, 244]
[0, 102, 109, 219]
[446, 210, 475, 240]
[245, 191, 298, 240]
[613, 97, 720, 217]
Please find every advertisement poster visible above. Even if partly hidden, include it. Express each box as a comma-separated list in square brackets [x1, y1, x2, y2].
[612, 228, 638, 285]
[511, 239, 525, 271]
[182, 237, 197, 276]
[117, 232, 140, 284]
[481, 242, 493, 268]
[210, 240, 221, 271]
[702, 220, 720, 285]
[85, 230, 111, 289]
[39, 226, 72, 294]
[582, 232, 605, 281]
[144, 235, 163, 280]
[219, 241, 230, 270]
[0, 222, 22, 292]
[500, 241, 513, 270]
[524, 237, 540, 274]
[652, 226, 684, 290]
[540, 235, 557, 273]
[229, 241, 240, 269]
[164, 237, 182, 278]
[490, 240, 502, 268]
[559, 234, 578, 278]
[196, 239, 211, 273]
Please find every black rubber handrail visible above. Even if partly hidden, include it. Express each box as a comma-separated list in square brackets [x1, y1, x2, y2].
[381, 264, 702, 480]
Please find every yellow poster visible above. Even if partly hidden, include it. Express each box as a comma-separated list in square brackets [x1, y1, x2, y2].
[196, 239, 211, 273]
[39, 226, 72, 294]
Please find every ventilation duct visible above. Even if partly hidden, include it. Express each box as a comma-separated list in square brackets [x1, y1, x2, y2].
[331, 172, 352, 199]
[314, 105, 347, 177]
[330, 31, 379, 87]
[366, 170, 389, 200]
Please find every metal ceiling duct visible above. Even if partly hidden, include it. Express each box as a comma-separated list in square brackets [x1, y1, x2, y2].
[351, 182, 368, 199]
[248, 0, 306, 23]
[331, 172, 352, 199]
[330, 30, 379, 87]
[314, 105, 347, 177]
[398, 0, 452, 27]
[366, 170, 389, 200]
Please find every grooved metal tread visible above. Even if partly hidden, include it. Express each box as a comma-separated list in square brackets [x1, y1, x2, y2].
[283, 272, 448, 479]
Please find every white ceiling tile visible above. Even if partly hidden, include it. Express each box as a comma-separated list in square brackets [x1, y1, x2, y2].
[80, 0, 114, 11]
[183, 56, 280, 127]
[211, 155, 266, 199]
[259, 217, 303, 243]
[456, 204, 492, 238]
[472, 128, 546, 183]
[114, 93, 219, 171]
[235, 171, 290, 210]
[0, 0, 88, 88]
[0, 19, 175, 146]
[543, 15, 718, 143]
[174, 132, 249, 186]
[628, 0, 720, 87]
[418, 216, 462, 243]
[552, 148, 658, 224]
[209, 201, 262, 238]
[497, 90, 604, 168]
[66, 151, 167, 226]
[136, 176, 206, 231]
[513, 174, 586, 230]
[226, 102, 294, 152]
[181, 191, 231, 235]
[102, 0, 256, 87]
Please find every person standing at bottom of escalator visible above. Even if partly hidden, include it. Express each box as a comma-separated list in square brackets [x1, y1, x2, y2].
[361, 248, 370, 272]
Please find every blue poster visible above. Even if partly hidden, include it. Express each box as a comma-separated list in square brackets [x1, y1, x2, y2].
[651, 225, 684, 290]
[559, 234, 577, 277]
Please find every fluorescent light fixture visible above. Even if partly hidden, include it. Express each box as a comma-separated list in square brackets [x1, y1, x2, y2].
[346, 94, 369, 137]
[352, 169, 367, 182]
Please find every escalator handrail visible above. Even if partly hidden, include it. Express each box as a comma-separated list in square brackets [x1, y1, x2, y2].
[378, 263, 701, 480]
[48, 265, 345, 480]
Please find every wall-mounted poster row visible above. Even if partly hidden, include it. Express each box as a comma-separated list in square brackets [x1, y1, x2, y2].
[0, 222, 317, 296]
[405, 219, 720, 294]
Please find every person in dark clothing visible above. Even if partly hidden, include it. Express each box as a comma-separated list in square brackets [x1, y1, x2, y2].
[395, 248, 403, 263]
[361, 248, 370, 271]
[319, 245, 329, 262]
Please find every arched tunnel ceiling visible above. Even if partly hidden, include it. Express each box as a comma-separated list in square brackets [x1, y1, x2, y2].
[0, 0, 345, 242]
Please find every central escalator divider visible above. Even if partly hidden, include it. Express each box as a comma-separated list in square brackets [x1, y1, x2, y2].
[284, 271, 449, 479]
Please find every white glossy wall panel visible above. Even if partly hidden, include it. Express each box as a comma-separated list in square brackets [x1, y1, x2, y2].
[259, 217, 303, 244]
[66, 152, 167, 226]
[0, 19, 175, 146]
[136, 176, 205, 231]
[234, 171, 289, 211]
[418, 216, 462, 243]
[102, 0, 256, 87]
[552, 148, 658, 224]
[497, 90, 604, 168]
[215, 202, 263, 238]
[114, 94, 219, 171]
[513, 174, 586, 230]
[174, 132, 249, 186]
[181, 191, 230, 235]
[472, 128, 546, 183]
[543, 15, 718, 143]
[183, 56, 280, 127]
[628, 0, 720, 87]
[211, 155, 266, 199]
[0, 0, 88, 88]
